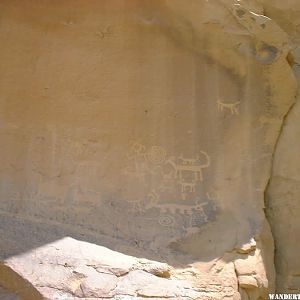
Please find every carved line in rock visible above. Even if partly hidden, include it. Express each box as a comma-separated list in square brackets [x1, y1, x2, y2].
[123, 142, 217, 230]
[217, 99, 241, 115]
[95, 25, 113, 39]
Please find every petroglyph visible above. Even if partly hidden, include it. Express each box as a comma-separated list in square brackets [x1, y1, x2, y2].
[180, 180, 196, 193]
[125, 142, 211, 191]
[206, 189, 220, 201]
[128, 200, 144, 213]
[193, 202, 209, 223]
[174, 152, 210, 183]
[217, 99, 240, 115]
[124, 142, 149, 177]
[146, 200, 209, 216]
[167, 152, 210, 198]
[122, 142, 216, 229]
[158, 214, 175, 227]
[147, 146, 167, 164]
[148, 190, 160, 206]
[129, 142, 146, 157]
[96, 26, 113, 39]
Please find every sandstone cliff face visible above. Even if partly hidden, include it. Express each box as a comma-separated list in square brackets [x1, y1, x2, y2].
[0, 1, 299, 299]
[262, 0, 300, 293]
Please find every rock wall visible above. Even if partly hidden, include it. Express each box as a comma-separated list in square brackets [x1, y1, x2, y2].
[262, 0, 300, 293]
[0, 0, 299, 298]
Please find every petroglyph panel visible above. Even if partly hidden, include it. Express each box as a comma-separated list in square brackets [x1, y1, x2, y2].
[0, 2, 254, 247]
[119, 141, 217, 238]
[0, 4, 295, 288]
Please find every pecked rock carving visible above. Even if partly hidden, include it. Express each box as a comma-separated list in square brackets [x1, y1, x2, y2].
[217, 99, 241, 115]
[0, 0, 299, 299]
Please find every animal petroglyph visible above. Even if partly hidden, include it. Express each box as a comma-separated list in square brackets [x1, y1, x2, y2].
[173, 152, 210, 183]
[146, 200, 209, 216]
[217, 99, 240, 115]
[123, 142, 215, 227]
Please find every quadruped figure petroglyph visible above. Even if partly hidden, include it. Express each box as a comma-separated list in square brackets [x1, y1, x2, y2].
[172, 152, 210, 182]
[122, 142, 216, 229]
[217, 99, 241, 115]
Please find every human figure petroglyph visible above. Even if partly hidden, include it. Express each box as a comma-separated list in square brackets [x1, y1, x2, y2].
[217, 99, 240, 115]
[125, 142, 149, 177]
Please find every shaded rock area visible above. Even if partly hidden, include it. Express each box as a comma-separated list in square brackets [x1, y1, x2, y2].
[0, 287, 20, 300]
[0, 0, 299, 299]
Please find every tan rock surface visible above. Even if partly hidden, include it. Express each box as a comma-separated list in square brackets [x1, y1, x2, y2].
[0, 237, 239, 300]
[261, 0, 300, 293]
[0, 0, 299, 299]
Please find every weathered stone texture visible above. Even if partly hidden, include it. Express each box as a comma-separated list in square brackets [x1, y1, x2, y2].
[263, 0, 300, 293]
[0, 0, 299, 298]
[0, 237, 241, 300]
[0, 287, 20, 300]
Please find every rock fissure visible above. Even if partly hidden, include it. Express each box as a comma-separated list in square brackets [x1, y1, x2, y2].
[263, 89, 297, 291]
[260, 1, 300, 292]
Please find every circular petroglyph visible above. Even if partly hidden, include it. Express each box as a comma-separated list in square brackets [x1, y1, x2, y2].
[158, 214, 175, 227]
[147, 146, 166, 164]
